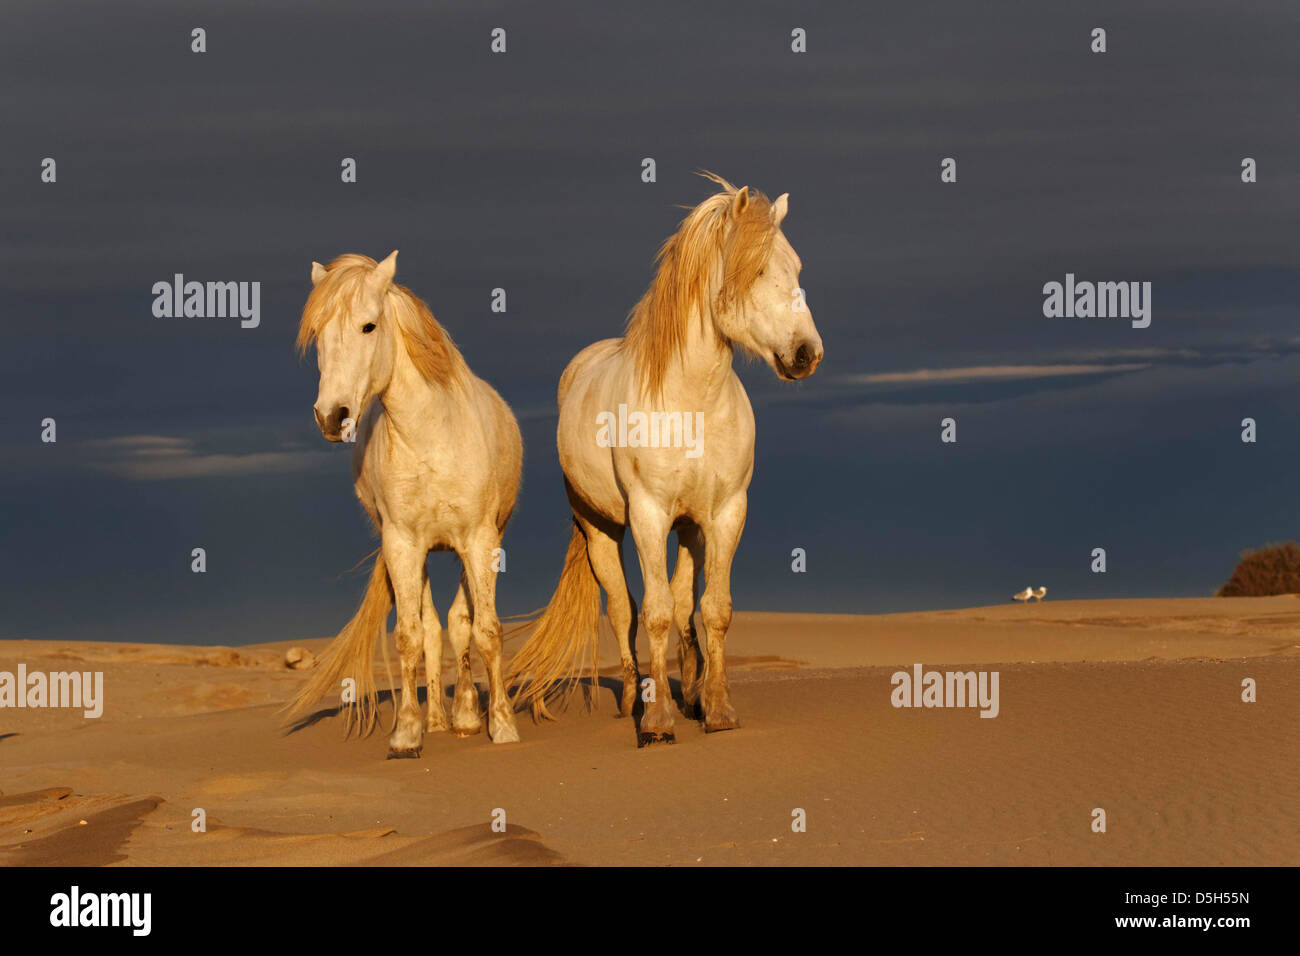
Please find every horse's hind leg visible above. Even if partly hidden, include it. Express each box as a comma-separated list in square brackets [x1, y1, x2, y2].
[670, 525, 704, 720]
[447, 578, 482, 736]
[383, 535, 428, 758]
[422, 578, 449, 733]
[577, 515, 638, 717]
[460, 528, 519, 743]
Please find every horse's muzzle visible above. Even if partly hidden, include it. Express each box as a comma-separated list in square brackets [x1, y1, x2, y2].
[776, 342, 823, 380]
[314, 405, 350, 442]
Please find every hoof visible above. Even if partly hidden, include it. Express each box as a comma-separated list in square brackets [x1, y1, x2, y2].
[386, 746, 422, 759]
[704, 720, 740, 734]
[490, 723, 521, 744]
[451, 705, 483, 737]
[426, 717, 449, 733]
[637, 731, 676, 747]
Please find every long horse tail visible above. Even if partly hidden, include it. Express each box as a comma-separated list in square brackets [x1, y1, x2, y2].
[506, 521, 603, 720]
[281, 553, 394, 736]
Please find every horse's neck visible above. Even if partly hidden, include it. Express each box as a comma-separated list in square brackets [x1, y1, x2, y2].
[660, 306, 735, 408]
[379, 340, 457, 441]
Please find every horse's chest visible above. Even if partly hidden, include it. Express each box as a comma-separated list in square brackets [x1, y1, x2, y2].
[614, 430, 750, 504]
[360, 433, 468, 529]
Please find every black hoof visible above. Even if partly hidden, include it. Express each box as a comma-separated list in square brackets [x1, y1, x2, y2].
[387, 747, 422, 759]
[637, 731, 676, 747]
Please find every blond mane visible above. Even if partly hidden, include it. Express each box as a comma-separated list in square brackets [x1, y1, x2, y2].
[621, 172, 777, 399]
[297, 253, 467, 386]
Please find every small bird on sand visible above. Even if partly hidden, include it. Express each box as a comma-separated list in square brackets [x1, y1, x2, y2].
[1032, 586, 1047, 602]
[1013, 587, 1033, 603]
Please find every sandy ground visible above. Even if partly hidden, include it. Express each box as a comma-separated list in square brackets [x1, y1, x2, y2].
[1, 597, 1298, 866]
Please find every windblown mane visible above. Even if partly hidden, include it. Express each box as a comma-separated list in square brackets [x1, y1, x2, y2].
[621, 172, 777, 399]
[297, 253, 467, 386]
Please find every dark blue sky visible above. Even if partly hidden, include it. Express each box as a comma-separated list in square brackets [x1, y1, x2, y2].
[2, 1, 1298, 645]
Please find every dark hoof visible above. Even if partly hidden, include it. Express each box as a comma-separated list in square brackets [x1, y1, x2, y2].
[386, 746, 422, 759]
[637, 731, 676, 747]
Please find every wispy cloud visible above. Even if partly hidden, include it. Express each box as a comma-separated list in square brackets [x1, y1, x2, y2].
[87, 435, 330, 481]
[836, 363, 1149, 387]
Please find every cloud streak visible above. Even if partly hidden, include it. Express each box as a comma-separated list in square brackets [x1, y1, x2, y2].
[838, 364, 1150, 387]
[86, 435, 330, 481]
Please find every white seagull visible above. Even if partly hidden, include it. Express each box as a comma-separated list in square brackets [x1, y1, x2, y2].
[1032, 586, 1048, 602]
[1013, 587, 1033, 603]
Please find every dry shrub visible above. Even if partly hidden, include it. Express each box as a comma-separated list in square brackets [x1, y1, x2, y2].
[1217, 541, 1300, 597]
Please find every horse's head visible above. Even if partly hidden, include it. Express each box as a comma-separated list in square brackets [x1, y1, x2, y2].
[714, 188, 823, 381]
[304, 251, 399, 442]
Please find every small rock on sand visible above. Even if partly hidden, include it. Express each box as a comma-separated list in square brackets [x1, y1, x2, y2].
[285, 647, 316, 670]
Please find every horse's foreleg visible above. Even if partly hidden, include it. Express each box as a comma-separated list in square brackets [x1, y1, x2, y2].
[447, 579, 482, 736]
[670, 525, 704, 720]
[461, 532, 519, 744]
[383, 535, 428, 758]
[628, 499, 675, 745]
[699, 495, 746, 733]
[578, 516, 638, 717]
[422, 580, 448, 733]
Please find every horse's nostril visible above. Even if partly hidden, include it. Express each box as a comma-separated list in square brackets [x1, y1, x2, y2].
[338, 407, 350, 426]
[794, 344, 811, 368]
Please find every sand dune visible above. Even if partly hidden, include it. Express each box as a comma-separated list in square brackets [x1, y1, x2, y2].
[1, 598, 1297, 865]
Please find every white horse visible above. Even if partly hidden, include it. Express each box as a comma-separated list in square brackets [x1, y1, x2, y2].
[284, 251, 522, 757]
[508, 174, 823, 745]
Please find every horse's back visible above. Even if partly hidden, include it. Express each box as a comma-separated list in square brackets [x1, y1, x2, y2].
[471, 374, 523, 530]
[559, 337, 623, 407]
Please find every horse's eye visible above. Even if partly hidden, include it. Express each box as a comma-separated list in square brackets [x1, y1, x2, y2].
[362, 323, 376, 334]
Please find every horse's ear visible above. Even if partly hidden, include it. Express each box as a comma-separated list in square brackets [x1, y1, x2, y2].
[310, 261, 328, 286]
[730, 186, 749, 219]
[372, 249, 399, 289]
[772, 193, 789, 227]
